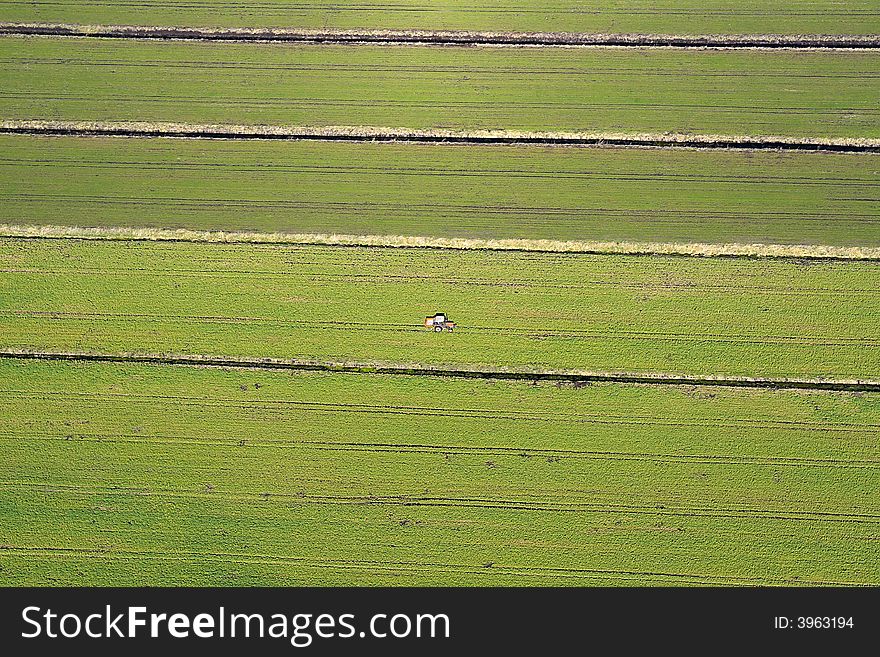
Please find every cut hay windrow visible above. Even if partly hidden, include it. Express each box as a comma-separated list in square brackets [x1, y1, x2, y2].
[2, 224, 878, 261]
[3, 120, 879, 152]
[3, 23, 880, 50]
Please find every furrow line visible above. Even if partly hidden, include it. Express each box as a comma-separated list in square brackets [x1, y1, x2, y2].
[3, 158, 879, 186]
[4, 431, 877, 468]
[5, 481, 877, 524]
[3, 267, 878, 296]
[0, 546, 832, 586]
[4, 391, 879, 434]
[3, 311, 875, 348]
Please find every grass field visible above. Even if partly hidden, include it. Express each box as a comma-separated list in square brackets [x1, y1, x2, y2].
[1, 358, 877, 586]
[2, 135, 879, 246]
[2, 0, 878, 591]
[3, 1, 879, 35]
[2, 237, 878, 380]
[2, 37, 879, 138]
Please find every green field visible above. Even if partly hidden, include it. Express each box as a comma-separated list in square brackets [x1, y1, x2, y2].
[2, 238, 878, 379]
[2, 37, 879, 138]
[2, 0, 878, 592]
[3, 135, 879, 246]
[1, 359, 877, 585]
[3, 0, 879, 35]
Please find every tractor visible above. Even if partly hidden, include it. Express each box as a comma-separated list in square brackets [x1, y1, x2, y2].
[425, 312, 455, 332]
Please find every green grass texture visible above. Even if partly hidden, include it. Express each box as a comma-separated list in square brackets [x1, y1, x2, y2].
[2, 135, 878, 246]
[2, 37, 878, 138]
[1, 238, 878, 379]
[0, 359, 877, 585]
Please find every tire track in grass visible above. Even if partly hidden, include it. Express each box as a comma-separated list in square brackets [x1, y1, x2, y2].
[4, 156, 880, 187]
[0, 546, 830, 587]
[5, 389, 880, 436]
[3, 431, 877, 469]
[7, 95, 880, 113]
[4, 265, 879, 297]
[2, 310, 877, 348]
[8, 194, 880, 224]
[7, 57, 880, 79]
[4, 481, 879, 524]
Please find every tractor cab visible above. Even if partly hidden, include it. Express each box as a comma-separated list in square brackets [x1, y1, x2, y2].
[425, 312, 455, 332]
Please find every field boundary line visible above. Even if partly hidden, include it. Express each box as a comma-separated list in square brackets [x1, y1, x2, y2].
[2, 224, 879, 261]
[2, 23, 880, 50]
[2, 350, 878, 392]
[2, 120, 879, 154]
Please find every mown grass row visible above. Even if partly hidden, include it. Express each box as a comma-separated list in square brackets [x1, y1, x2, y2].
[5, 25, 880, 49]
[2, 135, 878, 247]
[1, 37, 878, 138]
[3, 0, 878, 35]
[1, 238, 878, 379]
[0, 359, 876, 585]
[5, 224, 880, 261]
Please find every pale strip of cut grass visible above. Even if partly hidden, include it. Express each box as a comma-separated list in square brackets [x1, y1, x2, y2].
[3, 120, 880, 150]
[2, 23, 879, 49]
[2, 223, 879, 261]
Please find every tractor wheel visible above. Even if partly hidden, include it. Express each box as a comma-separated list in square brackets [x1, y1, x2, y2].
[434, 326, 443, 332]
[447, 327, 454, 332]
